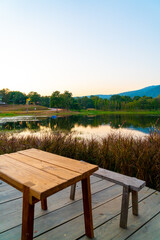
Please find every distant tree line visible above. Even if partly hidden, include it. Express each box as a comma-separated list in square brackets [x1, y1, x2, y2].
[0, 88, 160, 110]
[50, 91, 160, 111]
[0, 88, 50, 107]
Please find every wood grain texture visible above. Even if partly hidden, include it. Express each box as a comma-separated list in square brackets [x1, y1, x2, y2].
[132, 190, 138, 216]
[120, 186, 130, 228]
[129, 213, 160, 240]
[3, 149, 158, 240]
[7, 152, 81, 180]
[93, 168, 145, 191]
[21, 186, 34, 240]
[81, 177, 94, 238]
[0, 177, 109, 233]
[18, 148, 98, 175]
[80, 191, 160, 240]
[70, 184, 76, 200]
[0, 186, 156, 240]
[41, 198, 48, 210]
[0, 149, 98, 200]
[0, 149, 98, 240]
[71, 167, 145, 202]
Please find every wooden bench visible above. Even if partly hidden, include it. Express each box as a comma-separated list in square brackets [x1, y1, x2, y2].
[70, 167, 146, 229]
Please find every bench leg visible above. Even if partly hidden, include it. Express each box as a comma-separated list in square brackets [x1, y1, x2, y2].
[132, 190, 138, 216]
[81, 177, 94, 239]
[22, 186, 35, 240]
[70, 184, 76, 200]
[120, 186, 130, 229]
[41, 198, 48, 210]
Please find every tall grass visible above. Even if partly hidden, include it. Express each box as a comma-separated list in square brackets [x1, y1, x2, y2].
[0, 131, 159, 191]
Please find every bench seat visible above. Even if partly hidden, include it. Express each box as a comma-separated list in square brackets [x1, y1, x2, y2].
[70, 167, 146, 229]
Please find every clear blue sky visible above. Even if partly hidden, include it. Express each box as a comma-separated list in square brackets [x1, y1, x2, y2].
[0, 0, 159, 96]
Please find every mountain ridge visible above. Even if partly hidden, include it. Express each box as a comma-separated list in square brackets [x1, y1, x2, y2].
[87, 85, 160, 99]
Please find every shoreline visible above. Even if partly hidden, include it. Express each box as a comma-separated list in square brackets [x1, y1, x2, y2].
[0, 109, 160, 118]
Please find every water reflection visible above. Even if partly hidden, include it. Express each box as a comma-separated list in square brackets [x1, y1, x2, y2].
[0, 114, 159, 138]
[72, 124, 147, 139]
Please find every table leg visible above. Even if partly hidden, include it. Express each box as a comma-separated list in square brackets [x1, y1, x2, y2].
[21, 186, 35, 240]
[70, 184, 76, 200]
[81, 177, 94, 239]
[41, 198, 48, 210]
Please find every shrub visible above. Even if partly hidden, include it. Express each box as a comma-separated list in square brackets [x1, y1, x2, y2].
[0, 131, 159, 191]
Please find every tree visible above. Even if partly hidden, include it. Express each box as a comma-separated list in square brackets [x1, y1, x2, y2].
[40, 96, 50, 107]
[28, 92, 41, 105]
[0, 88, 10, 103]
[133, 96, 141, 101]
[90, 96, 99, 109]
[61, 91, 73, 109]
[50, 91, 61, 108]
[9, 91, 27, 104]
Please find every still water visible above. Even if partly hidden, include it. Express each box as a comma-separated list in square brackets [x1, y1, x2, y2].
[0, 114, 159, 139]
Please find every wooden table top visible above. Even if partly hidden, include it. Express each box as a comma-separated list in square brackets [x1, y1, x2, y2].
[0, 148, 98, 200]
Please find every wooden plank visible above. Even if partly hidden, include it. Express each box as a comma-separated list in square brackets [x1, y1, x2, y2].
[0, 188, 22, 204]
[93, 168, 145, 191]
[70, 175, 102, 200]
[0, 180, 8, 187]
[18, 148, 98, 175]
[0, 179, 114, 233]
[7, 152, 81, 180]
[31, 189, 157, 240]
[1, 155, 97, 200]
[128, 213, 160, 240]
[90, 175, 103, 184]
[80, 191, 160, 240]
[0, 175, 100, 205]
[0, 187, 154, 240]
[0, 184, 122, 240]
[0, 180, 22, 204]
[0, 155, 67, 199]
[81, 177, 94, 238]
[1, 149, 98, 200]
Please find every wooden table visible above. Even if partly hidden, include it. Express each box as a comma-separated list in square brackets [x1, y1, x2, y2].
[0, 148, 98, 240]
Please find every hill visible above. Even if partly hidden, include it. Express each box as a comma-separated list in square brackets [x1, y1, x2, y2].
[91, 85, 160, 99]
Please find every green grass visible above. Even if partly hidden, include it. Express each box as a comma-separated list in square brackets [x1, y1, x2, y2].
[0, 107, 160, 118]
[69, 109, 160, 116]
[0, 113, 19, 117]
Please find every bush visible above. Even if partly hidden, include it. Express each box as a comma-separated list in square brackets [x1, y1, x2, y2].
[0, 131, 159, 191]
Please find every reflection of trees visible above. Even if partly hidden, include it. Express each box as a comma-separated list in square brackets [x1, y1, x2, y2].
[49, 117, 75, 131]
[0, 115, 159, 132]
[0, 121, 41, 130]
[48, 115, 160, 132]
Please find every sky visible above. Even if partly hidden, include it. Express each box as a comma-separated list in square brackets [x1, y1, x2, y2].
[0, 0, 160, 97]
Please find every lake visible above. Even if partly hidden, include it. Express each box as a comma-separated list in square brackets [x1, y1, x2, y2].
[0, 114, 159, 139]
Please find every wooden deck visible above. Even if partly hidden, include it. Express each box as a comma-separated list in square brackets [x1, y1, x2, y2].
[0, 175, 159, 240]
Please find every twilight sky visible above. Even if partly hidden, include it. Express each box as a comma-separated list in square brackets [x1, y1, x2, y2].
[0, 0, 159, 96]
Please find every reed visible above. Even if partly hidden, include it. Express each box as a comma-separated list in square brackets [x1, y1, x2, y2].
[0, 131, 159, 191]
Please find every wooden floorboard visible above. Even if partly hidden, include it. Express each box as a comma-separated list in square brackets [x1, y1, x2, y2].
[128, 213, 160, 240]
[0, 182, 119, 239]
[80, 191, 160, 240]
[34, 188, 156, 240]
[0, 176, 159, 240]
[0, 177, 114, 233]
